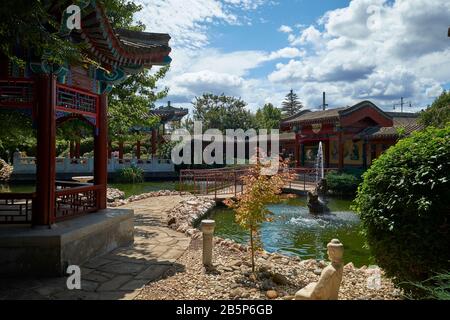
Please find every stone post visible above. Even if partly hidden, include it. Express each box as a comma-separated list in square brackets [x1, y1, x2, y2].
[201, 220, 216, 268]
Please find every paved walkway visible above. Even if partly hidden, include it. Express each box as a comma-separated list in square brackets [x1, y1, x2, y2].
[0, 196, 190, 300]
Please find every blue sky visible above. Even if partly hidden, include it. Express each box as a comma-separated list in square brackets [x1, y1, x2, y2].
[136, 0, 450, 112]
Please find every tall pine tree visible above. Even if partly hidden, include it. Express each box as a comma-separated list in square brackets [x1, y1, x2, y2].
[281, 89, 303, 116]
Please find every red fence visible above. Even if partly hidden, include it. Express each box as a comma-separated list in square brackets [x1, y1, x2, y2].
[0, 182, 102, 225]
[0, 78, 34, 108]
[54, 181, 102, 222]
[179, 167, 249, 198]
[0, 193, 35, 224]
[179, 166, 340, 198]
[285, 168, 338, 192]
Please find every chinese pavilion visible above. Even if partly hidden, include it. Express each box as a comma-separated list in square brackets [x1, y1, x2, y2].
[0, 1, 171, 275]
[129, 101, 188, 160]
[280, 101, 421, 170]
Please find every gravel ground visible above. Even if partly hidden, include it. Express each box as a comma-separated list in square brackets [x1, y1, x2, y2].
[136, 237, 403, 300]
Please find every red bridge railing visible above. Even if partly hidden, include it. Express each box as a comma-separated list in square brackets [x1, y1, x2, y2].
[179, 167, 250, 199]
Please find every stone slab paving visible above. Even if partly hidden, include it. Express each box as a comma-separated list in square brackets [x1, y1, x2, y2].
[0, 196, 190, 300]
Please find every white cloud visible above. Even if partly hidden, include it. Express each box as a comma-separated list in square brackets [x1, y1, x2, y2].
[140, 0, 450, 112]
[269, 0, 450, 110]
[164, 47, 305, 105]
[289, 26, 323, 48]
[135, 0, 269, 49]
[278, 25, 293, 33]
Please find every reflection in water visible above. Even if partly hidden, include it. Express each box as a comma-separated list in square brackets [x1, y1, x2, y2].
[209, 196, 372, 267]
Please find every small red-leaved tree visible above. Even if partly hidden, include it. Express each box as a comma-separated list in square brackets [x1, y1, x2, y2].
[225, 153, 293, 273]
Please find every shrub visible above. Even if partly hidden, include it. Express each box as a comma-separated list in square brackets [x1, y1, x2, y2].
[419, 91, 450, 129]
[326, 171, 360, 196]
[405, 272, 450, 300]
[353, 126, 450, 285]
[117, 166, 144, 183]
[0, 159, 13, 182]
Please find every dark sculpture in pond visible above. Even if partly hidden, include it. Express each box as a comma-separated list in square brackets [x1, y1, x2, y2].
[307, 179, 329, 214]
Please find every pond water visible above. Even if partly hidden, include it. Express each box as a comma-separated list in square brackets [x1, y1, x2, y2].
[0, 184, 35, 193]
[1, 181, 177, 198]
[208, 197, 373, 267]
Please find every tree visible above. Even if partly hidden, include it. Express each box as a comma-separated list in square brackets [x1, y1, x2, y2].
[108, 66, 170, 143]
[255, 103, 282, 130]
[192, 94, 256, 132]
[225, 156, 293, 273]
[0, 111, 36, 160]
[0, 0, 145, 67]
[281, 89, 303, 116]
[419, 91, 450, 128]
[353, 126, 450, 289]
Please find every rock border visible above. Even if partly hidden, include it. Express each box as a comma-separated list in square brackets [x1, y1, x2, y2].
[109, 189, 192, 207]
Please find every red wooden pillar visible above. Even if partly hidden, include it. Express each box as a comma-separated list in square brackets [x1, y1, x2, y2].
[118, 141, 124, 160]
[34, 74, 56, 226]
[151, 129, 157, 157]
[69, 140, 75, 158]
[75, 140, 81, 158]
[338, 132, 344, 171]
[295, 134, 300, 167]
[136, 140, 141, 160]
[108, 141, 112, 159]
[94, 94, 108, 210]
[324, 140, 330, 169]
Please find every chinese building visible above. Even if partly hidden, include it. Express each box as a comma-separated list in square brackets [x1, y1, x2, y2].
[280, 101, 421, 170]
[0, 1, 171, 275]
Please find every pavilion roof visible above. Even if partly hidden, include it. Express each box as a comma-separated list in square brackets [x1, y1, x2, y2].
[283, 101, 392, 126]
[74, 1, 171, 72]
[356, 113, 421, 140]
[151, 104, 189, 122]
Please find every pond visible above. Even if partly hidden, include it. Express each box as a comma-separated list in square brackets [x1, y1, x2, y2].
[1, 181, 178, 198]
[208, 196, 373, 267]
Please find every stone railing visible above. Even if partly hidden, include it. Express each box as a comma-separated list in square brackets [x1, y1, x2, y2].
[12, 155, 175, 174]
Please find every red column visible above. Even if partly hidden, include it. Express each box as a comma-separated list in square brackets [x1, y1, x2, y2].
[69, 140, 75, 158]
[136, 140, 141, 160]
[108, 141, 112, 159]
[295, 134, 300, 167]
[34, 74, 56, 226]
[118, 141, 124, 160]
[324, 140, 330, 169]
[151, 129, 158, 157]
[94, 94, 108, 210]
[75, 140, 81, 158]
[338, 133, 344, 171]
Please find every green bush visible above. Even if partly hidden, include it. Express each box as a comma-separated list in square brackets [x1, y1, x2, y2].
[405, 272, 450, 300]
[326, 171, 360, 196]
[117, 166, 144, 183]
[353, 126, 450, 285]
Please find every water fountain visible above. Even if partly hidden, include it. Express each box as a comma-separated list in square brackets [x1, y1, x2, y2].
[307, 142, 329, 214]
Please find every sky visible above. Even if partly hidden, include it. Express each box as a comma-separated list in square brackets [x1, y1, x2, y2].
[135, 0, 450, 113]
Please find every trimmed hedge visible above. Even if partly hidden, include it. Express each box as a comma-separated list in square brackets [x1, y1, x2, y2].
[353, 126, 450, 284]
[326, 171, 360, 196]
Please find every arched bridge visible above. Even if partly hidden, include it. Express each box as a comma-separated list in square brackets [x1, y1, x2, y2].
[179, 167, 338, 200]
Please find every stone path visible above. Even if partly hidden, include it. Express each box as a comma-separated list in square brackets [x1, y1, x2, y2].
[0, 196, 191, 300]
